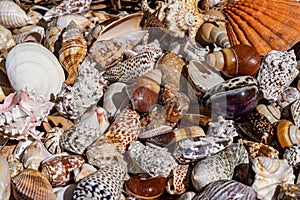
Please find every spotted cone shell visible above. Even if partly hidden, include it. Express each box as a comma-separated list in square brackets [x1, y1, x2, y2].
[225, 0, 300, 56]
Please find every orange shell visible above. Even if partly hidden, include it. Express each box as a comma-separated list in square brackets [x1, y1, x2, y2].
[224, 0, 300, 56]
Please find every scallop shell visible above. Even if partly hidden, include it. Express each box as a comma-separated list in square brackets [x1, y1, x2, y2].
[0, 156, 10, 200]
[5, 42, 65, 99]
[224, 0, 300, 56]
[11, 168, 55, 200]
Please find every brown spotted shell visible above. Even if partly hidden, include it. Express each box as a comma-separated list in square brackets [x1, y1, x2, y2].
[224, 0, 300, 56]
[11, 168, 55, 200]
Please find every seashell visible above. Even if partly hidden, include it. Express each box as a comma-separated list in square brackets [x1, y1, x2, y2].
[292, 99, 300, 128]
[272, 183, 300, 200]
[44, 127, 64, 154]
[276, 120, 300, 149]
[173, 135, 233, 164]
[125, 175, 167, 199]
[44, 25, 63, 53]
[205, 44, 261, 77]
[127, 69, 162, 113]
[41, 154, 85, 186]
[13, 140, 33, 160]
[73, 161, 127, 200]
[177, 191, 196, 200]
[54, 184, 76, 200]
[166, 164, 190, 195]
[12, 25, 45, 44]
[21, 140, 52, 170]
[0, 25, 15, 51]
[105, 107, 141, 153]
[0, 141, 14, 159]
[54, 14, 93, 33]
[181, 113, 212, 129]
[0, 90, 54, 140]
[42, 115, 74, 132]
[0, 1, 32, 28]
[43, 0, 92, 21]
[103, 82, 129, 119]
[0, 156, 10, 200]
[54, 59, 107, 120]
[207, 115, 238, 137]
[276, 86, 300, 109]
[283, 144, 300, 167]
[60, 107, 110, 154]
[256, 104, 281, 124]
[7, 154, 23, 178]
[156, 52, 185, 90]
[6, 42, 65, 99]
[196, 9, 230, 48]
[191, 142, 249, 191]
[128, 141, 178, 178]
[257, 50, 298, 101]
[11, 168, 55, 200]
[252, 157, 295, 200]
[201, 75, 259, 119]
[242, 140, 279, 163]
[59, 21, 87, 85]
[73, 163, 97, 182]
[224, 0, 300, 56]
[86, 136, 123, 168]
[193, 179, 257, 200]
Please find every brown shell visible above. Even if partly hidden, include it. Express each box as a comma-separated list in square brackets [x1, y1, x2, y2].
[276, 119, 300, 149]
[224, 0, 300, 56]
[11, 168, 55, 200]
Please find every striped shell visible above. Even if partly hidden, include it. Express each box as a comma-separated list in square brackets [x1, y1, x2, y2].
[225, 0, 300, 56]
[11, 168, 55, 200]
[0, 1, 31, 28]
[256, 104, 281, 124]
[59, 21, 87, 85]
[44, 127, 64, 154]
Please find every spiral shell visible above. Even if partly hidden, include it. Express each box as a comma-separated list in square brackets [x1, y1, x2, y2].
[44, 127, 64, 154]
[276, 120, 300, 149]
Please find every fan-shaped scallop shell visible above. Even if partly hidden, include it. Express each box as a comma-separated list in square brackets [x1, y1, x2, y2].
[5, 42, 65, 99]
[11, 168, 55, 200]
[224, 0, 300, 56]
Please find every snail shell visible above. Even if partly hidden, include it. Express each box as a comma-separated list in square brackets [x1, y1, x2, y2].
[205, 44, 261, 76]
[44, 127, 64, 154]
[276, 120, 300, 149]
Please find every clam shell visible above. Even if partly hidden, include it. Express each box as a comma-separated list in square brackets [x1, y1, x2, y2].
[225, 0, 300, 56]
[5, 42, 65, 99]
[11, 168, 55, 200]
[0, 1, 30, 28]
[0, 156, 10, 200]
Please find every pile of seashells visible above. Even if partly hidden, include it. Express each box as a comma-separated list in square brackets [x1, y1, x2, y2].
[0, 0, 300, 199]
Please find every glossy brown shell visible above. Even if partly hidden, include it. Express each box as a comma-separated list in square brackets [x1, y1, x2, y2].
[224, 0, 300, 56]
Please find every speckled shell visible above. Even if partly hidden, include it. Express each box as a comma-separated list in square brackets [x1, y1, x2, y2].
[41, 154, 85, 186]
[0, 156, 10, 200]
[292, 99, 300, 128]
[73, 161, 127, 200]
[166, 164, 190, 195]
[0, 25, 15, 51]
[11, 168, 55, 200]
[276, 120, 300, 149]
[44, 127, 64, 154]
[225, 0, 300, 56]
[191, 142, 249, 191]
[252, 157, 295, 200]
[59, 21, 87, 85]
[105, 107, 141, 153]
[256, 104, 281, 124]
[0, 1, 31, 28]
[283, 144, 300, 167]
[60, 107, 110, 154]
[257, 50, 298, 101]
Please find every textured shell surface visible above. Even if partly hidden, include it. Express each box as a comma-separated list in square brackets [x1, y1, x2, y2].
[191, 142, 248, 191]
[207, 115, 238, 137]
[44, 127, 64, 154]
[257, 50, 298, 101]
[252, 157, 295, 200]
[41, 154, 85, 186]
[55, 14, 93, 32]
[0, 156, 10, 200]
[0, 90, 54, 140]
[292, 99, 300, 128]
[72, 161, 127, 200]
[275, 86, 300, 109]
[7, 154, 23, 178]
[60, 107, 110, 154]
[166, 164, 190, 195]
[272, 183, 300, 200]
[128, 141, 178, 177]
[0, 25, 15, 51]
[224, 0, 300, 56]
[44, 25, 63, 53]
[11, 168, 55, 200]
[0, 1, 31, 28]
[193, 179, 257, 200]
[6, 42, 65, 99]
[55, 59, 107, 120]
[283, 144, 300, 167]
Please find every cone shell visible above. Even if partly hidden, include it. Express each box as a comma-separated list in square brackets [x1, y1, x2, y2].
[0, 1, 30, 28]
[11, 168, 55, 200]
[224, 0, 300, 56]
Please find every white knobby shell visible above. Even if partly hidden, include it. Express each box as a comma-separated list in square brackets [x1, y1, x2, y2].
[5, 42, 65, 99]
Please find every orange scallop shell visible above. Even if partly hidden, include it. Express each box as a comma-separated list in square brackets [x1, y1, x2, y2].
[224, 0, 300, 56]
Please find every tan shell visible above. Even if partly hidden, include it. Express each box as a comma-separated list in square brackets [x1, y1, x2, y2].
[11, 168, 55, 200]
[0, 25, 15, 51]
[0, 156, 10, 200]
[224, 0, 300, 56]
[256, 104, 281, 124]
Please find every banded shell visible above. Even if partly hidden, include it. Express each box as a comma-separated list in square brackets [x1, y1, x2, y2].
[256, 104, 281, 124]
[224, 0, 300, 56]
[257, 50, 298, 101]
[41, 154, 85, 186]
[0, 1, 32, 28]
[252, 157, 295, 200]
[0, 25, 15, 51]
[44, 127, 64, 154]
[276, 120, 300, 149]
[73, 161, 127, 200]
[283, 144, 300, 167]
[59, 21, 87, 85]
[0, 156, 10, 200]
[5, 42, 65, 99]
[11, 168, 55, 200]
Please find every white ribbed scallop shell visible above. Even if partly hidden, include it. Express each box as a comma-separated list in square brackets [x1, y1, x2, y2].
[5, 42, 65, 99]
[0, 1, 30, 28]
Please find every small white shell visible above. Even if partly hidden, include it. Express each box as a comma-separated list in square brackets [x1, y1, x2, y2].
[5, 42, 65, 99]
